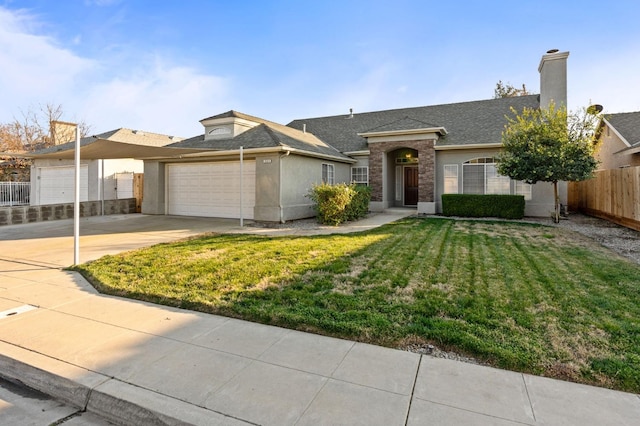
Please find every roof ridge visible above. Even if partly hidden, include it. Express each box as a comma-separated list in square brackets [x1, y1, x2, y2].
[260, 124, 286, 147]
[288, 94, 540, 123]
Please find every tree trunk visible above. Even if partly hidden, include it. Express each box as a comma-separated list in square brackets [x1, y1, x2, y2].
[553, 181, 560, 224]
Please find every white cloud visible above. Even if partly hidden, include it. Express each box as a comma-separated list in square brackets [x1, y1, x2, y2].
[0, 7, 95, 118]
[0, 6, 232, 137]
[82, 60, 231, 136]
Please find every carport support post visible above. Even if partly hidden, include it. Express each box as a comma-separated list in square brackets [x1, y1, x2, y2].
[74, 126, 80, 265]
[240, 146, 244, 227]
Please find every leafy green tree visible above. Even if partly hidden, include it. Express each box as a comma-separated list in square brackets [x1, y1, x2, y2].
[497, 103, 600, 223]
[494, 80, 530, 98]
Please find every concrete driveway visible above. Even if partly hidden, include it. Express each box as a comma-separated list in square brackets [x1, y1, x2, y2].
[0, 214, 245, 267]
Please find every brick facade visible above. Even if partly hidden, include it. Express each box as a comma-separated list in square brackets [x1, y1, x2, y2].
[369, 139, 435, 203]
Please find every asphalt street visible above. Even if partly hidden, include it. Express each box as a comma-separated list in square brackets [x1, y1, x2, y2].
[0, 377, 113, 425]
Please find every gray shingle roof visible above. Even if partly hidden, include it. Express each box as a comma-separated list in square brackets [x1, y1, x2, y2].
[287, 95, 540, 152]
[363, 116, 443, 133]
[607, 112, 640, 147]
[170, 115, 353, 161]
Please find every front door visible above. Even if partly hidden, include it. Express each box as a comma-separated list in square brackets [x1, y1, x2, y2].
[404, 167, 418, 206]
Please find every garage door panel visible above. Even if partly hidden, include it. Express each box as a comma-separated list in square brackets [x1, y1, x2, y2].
[167, 161, 255, 219]
[38, 166, 88, 205]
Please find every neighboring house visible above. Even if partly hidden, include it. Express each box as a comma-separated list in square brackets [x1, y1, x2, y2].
[27, 128, 184, 206]
[140, 50, 570, 221]
[595, 112, 640, 169]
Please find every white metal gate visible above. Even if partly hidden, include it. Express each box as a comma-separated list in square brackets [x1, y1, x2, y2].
[115, 172, 134, 199]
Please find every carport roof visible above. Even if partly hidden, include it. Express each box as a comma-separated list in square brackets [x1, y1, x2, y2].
[21, 128, 212, 160]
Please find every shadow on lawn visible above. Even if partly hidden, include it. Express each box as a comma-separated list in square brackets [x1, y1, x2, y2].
[73, 217, 640, 393]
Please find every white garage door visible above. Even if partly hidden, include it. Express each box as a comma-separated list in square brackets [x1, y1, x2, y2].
[166, 161, 255, 219]
[38, 166, 88, 205]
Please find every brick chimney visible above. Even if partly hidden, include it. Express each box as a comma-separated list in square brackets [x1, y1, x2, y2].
[538, 49, 569, 110]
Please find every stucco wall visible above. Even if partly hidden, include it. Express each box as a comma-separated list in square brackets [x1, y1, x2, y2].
[435, 148, 565, 217]
[277, 154, 350, 222]
[596, 126, 639, 169]
[254, 154, 281, 222]
[141, 161, 166, 214]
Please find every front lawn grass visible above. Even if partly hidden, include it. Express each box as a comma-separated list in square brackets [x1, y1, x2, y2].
[72, 217, 640, 392]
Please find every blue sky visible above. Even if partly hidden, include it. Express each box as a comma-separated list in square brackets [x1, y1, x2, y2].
[1, 0, 639, 137]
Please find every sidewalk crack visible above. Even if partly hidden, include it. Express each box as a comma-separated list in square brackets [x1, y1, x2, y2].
[404, 354, 423, 426]
[522, 373, 537, 422]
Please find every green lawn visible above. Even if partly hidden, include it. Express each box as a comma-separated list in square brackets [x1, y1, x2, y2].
[72, 217, 640, 393]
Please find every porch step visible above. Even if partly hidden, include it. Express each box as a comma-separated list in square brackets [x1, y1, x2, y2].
[382, 208, 417, 215]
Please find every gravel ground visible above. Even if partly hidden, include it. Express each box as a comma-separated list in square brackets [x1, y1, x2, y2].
[525, 213, 640, 265]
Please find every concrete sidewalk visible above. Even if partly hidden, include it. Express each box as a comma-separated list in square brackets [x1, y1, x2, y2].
[0, 214, 639, 425]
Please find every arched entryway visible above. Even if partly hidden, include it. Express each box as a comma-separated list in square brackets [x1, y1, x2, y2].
[367, 137, 437, 213]
[388, 148, 419, 207]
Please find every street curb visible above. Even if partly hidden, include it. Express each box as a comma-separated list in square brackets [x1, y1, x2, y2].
[0, 342, 250, 425]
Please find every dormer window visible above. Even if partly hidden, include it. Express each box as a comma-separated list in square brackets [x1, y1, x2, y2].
[208, 127, 231, 136]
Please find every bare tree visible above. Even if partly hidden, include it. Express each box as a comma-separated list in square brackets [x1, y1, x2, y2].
[0, 103, 92, 152]
[0, 103, 92, 181]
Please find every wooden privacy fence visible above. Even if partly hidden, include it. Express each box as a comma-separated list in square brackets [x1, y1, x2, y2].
[568, 166, 640, 231]
[134, 173, 143, 213]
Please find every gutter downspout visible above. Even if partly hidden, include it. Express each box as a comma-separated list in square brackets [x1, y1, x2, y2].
[100, 159, 105, 215]
[279, 150, 290, 223]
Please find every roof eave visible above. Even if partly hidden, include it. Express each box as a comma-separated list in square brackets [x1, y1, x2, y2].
[174, 146, 357, 163]
[358, 127, 447, 138]
[603, 118, 632, 148]
[435, 142, 503, 151]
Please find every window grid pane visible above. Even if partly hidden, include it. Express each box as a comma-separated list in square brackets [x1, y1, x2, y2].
[485, 164, 510, 194]
[462, 164, 484, 194]
[351, 167, 368, 184]
[515, 181, 532, 200]
[322, 164, 334, 184]
[443, 164, 458, 194]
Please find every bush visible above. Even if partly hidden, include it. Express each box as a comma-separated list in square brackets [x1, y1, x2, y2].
[308, 183, 371, 225]
[345, 185, 371, 221]
[442, 194, 525, 219]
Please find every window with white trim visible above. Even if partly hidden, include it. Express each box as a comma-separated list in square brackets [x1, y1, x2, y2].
[443, 164, 458, 194]
[485, 163, 511, 195]
[351, 166, 368, 185]
[462, 157, 509, 195]
[515, 181, 532, 200]
[322, 163, 335, 184]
